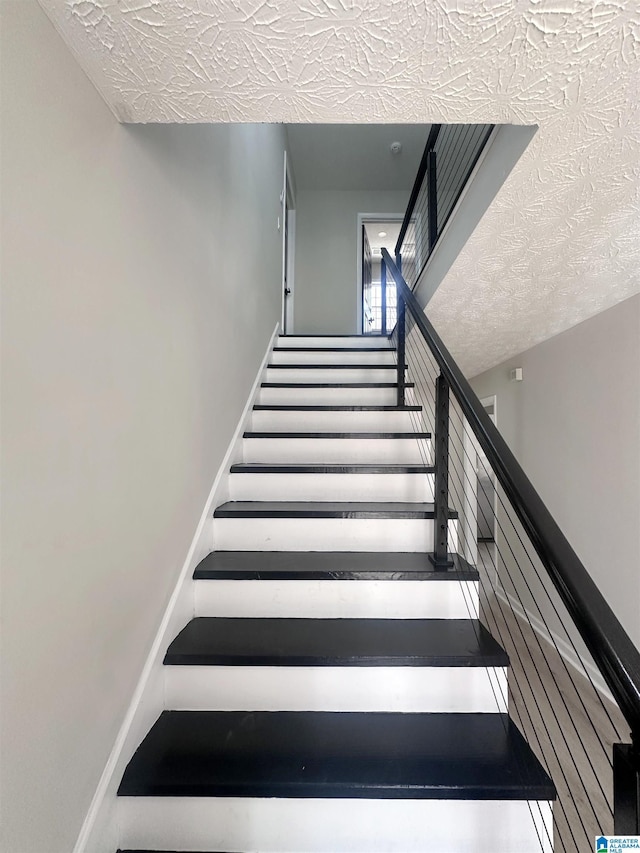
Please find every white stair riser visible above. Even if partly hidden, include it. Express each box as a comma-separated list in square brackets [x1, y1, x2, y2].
[118, 797, 553, 852]
[259, 386, 411, 406]
[271, 349, 396, 365]
[251, 409, 422, 432]
[265, 367, 399, 383]
[213, 517, 458, 552]
[195, 580, 479, 619]
[164, 665, 508, 713]
[243, 437, 430, 464]
[277, 336, 390, 349]
[228, 472, 435, 502]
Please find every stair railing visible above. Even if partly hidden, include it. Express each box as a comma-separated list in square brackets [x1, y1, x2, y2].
[392, 123, 494, 295]
[382, 245, 640, 846]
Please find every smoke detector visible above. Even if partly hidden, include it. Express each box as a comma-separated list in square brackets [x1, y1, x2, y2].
[390, 141, 402, 155]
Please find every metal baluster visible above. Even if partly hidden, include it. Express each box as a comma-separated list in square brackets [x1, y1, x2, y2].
[396, 294, 405, 407]
[428, 149, 437, 254]
[429, 373, 454, 570]
[380, 256, 387, 336]
[614, 740, 640, 833]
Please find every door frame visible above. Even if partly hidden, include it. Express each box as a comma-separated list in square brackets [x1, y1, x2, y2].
[462, 395, 498, 581]
[356, 213, 405, 335]
[281, 150, 296, 335]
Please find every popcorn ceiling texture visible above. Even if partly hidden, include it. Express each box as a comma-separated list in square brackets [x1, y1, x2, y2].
[39, 0, 640, 374]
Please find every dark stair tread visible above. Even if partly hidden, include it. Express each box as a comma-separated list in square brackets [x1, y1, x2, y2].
[164, 618, 508, 667]
[118, 711, 555, 800]
[261, 382, 415, 388]
[253, 404, 421, 411]
[213, 501, 457, 519]
[230, 463, 435, 474]
[273, 346, 395, 352]
[243, 431, 430, 439]
[194, 551, 478, 581]
[268, 363, 401, 369]
[278, 334, 388, 338]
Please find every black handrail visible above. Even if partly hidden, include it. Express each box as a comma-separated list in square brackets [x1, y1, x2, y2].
[381, 247, 640, 740]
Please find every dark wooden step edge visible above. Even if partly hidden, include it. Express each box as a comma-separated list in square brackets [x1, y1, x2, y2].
[163, 618, 509, 668]
[193, 551, 478, 581]
[278, 334, 389, 338]
[213, 502, 458, 519]
[243, 431, 430, 439]
[273, 346, 395, 353]
[229, 463, 435, 474]
[253, 404, 421, 412]
[261, 382, 415, 389]
[117, 711, 556, 801]
[267, 364, 402, 370]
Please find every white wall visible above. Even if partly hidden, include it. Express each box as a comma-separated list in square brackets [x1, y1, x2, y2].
[0, 4, 286, 852]
[468, 294, 640, 650]
[294, 189, 408, 334]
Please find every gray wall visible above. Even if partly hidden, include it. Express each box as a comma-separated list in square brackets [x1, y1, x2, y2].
[294, 189, 408, 334]
[1, 4, 286, 851]
[469, 294, 640, 649]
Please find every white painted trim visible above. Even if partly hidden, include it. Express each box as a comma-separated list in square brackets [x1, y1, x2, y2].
[165, 664, 509, 713]
[73, 323, 280, 853]
[195, 579, 479, 620]
[118, 796, 554, 853]
[479, 394, 497, 420]
[280, 150, 287, 333]
[281, 151, 296, 335]
[284, 208, 296, 334]
[228, 470, 435, 503]
[212, 516, 457, 553]
[356, 212, 405, 335]
[242, 435, 431, 464]
[264, 365, 399, 382]
[495, 587, 615, 705]
[270, 348, 396, 365]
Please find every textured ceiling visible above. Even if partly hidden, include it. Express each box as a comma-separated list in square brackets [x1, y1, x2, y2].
[39, 0, 640, 375]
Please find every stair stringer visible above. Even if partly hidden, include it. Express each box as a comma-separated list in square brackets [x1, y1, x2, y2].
[71, 323, 280, 853]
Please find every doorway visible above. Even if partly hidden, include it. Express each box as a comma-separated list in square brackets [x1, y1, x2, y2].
[281, 151, 296, 335]
[461, 395, 498, 576]
[356, 216, 404, 335]
[477, 396, 497, 545]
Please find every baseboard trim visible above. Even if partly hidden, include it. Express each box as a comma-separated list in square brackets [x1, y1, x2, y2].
[495, 586, 615, 706]
[73, 323, 280, 853]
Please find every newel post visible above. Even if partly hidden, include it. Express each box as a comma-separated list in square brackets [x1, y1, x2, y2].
[380, 256, 387, 336]
[396, 294, 406, 407]
[427, 149, 437, 253]
[614, 739, 640, 833]
[429, 374, 454, 570]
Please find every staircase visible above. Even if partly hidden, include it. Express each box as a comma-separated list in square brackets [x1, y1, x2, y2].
[115, 334, 555, 852]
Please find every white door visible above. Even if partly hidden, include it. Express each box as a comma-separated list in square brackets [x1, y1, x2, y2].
[281, 152, 295, 335]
